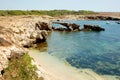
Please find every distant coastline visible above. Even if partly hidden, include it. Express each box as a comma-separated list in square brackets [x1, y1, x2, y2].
[0, 10, 120, 18]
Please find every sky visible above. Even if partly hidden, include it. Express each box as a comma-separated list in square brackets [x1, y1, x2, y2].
[0, 0, 120, 12]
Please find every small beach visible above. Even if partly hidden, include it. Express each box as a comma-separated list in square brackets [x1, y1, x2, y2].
[29, 49, 119, 80]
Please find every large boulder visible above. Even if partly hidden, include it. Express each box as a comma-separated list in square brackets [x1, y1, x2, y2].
[83, 24, 105, 31]
[35, 21, 52, 30]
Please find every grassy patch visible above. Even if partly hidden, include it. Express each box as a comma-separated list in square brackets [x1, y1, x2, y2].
[3, 53, 38, 80]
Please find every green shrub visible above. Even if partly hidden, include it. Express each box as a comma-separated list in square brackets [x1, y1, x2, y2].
[3, 53, 38, 80]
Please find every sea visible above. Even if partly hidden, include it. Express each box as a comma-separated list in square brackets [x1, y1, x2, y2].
[40, 20, 120, 76]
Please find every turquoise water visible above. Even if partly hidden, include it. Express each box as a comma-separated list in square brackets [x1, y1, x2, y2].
[47, 20, 120, 76]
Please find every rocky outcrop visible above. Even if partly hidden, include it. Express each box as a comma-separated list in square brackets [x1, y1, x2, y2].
[53, 22, 80, 31]
[86, 16, 120, 20]
[0, 16, 51, 78]
[82, 24, 105, 31]
[35, 21, 52, 30]
[52, 22, 105, 32]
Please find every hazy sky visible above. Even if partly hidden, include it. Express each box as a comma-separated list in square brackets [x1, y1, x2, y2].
[0, 0, 120, 12]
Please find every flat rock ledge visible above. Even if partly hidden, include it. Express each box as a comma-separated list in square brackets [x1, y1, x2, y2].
[0, 16, 52, 79]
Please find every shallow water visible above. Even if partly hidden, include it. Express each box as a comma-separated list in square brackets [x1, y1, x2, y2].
[29, 49, 110, 80]
[45, 20, 120, 76]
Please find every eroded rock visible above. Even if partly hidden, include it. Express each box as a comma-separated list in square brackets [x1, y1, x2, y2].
[83, 24, 105, 31]
[0, 16, 50, 77]
[53, 22, 80, 31]
[35, 21, 52, 30]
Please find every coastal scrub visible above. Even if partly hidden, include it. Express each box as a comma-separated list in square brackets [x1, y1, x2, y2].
[3, 53, 38, 80]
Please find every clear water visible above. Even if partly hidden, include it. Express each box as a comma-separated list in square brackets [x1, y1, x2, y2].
[47, 20, 120, 76]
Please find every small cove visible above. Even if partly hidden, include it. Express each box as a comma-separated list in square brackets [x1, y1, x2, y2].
[49, 20, 120, 76]
[30, 20, 120, 80]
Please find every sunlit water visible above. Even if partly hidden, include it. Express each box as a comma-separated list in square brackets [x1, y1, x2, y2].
[46, 20, 120, 76]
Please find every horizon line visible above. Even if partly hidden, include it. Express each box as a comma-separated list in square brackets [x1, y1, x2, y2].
[0, 9, 120, 12]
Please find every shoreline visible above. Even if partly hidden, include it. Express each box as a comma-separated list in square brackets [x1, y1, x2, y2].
[0, 15, 120, 79]
[28, 49, 119, 80]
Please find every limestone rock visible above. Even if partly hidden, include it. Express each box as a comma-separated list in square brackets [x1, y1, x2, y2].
[35, 21, 52, 30]
[0, 16, 50, 77]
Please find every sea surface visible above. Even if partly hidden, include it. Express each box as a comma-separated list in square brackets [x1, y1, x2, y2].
[44, 20, 120, 76]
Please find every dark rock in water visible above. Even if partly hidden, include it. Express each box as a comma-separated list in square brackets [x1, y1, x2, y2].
[53, 27, 67, 31]
[86, 16, 120, 20]
[53, 22, 80, 31]
[35, 21, 52, 30]
[83, 24, 105, 31]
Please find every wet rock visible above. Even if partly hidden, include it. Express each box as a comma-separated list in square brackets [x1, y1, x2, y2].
[83, 24, 105, 31]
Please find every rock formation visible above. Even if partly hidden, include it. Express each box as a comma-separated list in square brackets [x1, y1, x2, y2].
[35, 21, 52, 30]
[82, 24, 105, 31]
[53, 22, 80, 31]
[0, 16, 51, 78]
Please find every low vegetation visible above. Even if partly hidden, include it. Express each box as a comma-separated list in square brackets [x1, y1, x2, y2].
[3, 53, 38, 80]
[0, 10, 95, 16]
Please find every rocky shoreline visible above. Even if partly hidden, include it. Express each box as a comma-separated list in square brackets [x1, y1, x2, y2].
[0, 15, 120, 80]
[0, 15, 53, 79]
